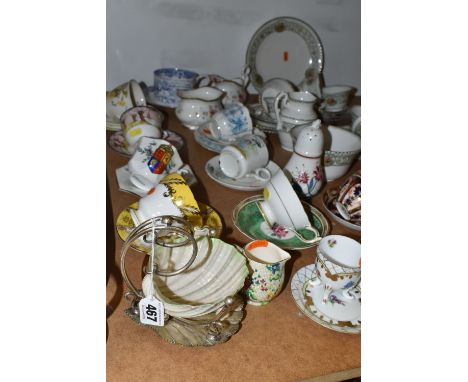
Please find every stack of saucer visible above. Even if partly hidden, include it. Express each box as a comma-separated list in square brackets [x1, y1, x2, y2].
[106, 116, 121, 131]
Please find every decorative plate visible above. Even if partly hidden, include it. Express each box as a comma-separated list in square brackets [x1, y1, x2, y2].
[116, 202, 223, 254]
[246, 17, 324, 91]
[322, 187, 360, 231]
[232, 195, 329, 250]
[291, 264, 361, 334]
[108, 130, 184, 156]
[205, 156, 280, 191]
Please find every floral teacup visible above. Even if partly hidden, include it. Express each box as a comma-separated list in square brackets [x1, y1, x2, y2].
[209, 103, 253, 141]
[106, 79, 146, 122]
[335, 173, 361, 223]
[310, 235, 361, 303]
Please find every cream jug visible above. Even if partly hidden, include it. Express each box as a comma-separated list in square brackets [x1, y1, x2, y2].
[175, 87, 225, 130]
[243, 240, 291, 306]
[284, 119, 324, 197]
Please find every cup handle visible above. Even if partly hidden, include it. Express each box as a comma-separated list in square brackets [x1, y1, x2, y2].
[245, 167, 271, 181]
[128, 208, 140, 227]
[241, 65, 251, 88]
[308, 267, 321, 286]
[286, 224, 321, 244]
[274, 91, 288, 130]
[195, 74, 222, 87]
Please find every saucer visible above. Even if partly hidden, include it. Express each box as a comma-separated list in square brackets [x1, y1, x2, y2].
[322, 188, 360, 231]
[108, 130, 184, 156]
[232, 195, 329, 250]
[194, 122, 244, 153]
[248, 103, 297, 134]
[116, 202, 223, 254]
[291, 264, 361, 334]
[205, 156, 280, 191]
[116, 163, 198, 197]
[106, 119, 121, 131]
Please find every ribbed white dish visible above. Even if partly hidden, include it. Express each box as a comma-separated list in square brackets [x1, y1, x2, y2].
[142, 237, 248, 318]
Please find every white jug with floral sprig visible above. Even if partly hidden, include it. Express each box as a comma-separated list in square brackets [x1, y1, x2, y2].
[283, 119, 324, 198]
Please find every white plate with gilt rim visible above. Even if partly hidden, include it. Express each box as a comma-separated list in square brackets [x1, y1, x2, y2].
[205, 155, 280, 191]
[291, 264, 361, 334]
[246, 17, 324, 91]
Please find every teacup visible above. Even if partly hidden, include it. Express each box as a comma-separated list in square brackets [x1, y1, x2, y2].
[129, 173, 202, 228]
[209, 103, 253, 141]
[152, 68, 199, 108]
[321, 85, 354, 112]
[106, 79, 146, 122]
[127, 137, 184, 193]
[258, 170, 319, 242]
[335, 173, 361, 223]
[120, 105, 164, 154]
[309, 235, 361, 303]
[260, 78, 297, 119]
[219, 134, 270, 180]
[323, 125, 361, 181]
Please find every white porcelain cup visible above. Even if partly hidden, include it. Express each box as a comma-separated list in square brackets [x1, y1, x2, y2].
[321, 86, 354, 112]
[129, 173, 202, 228]
[106, 79, 146, 121]
[219, 134, 270, 180]
[309, 235, 361, 303]
[127, 137, 183, 193]
[209, 103, 253, 141]
[120, 105, 163, 154]
[257, 170, 319, 243]
[260, 78, 297, 119]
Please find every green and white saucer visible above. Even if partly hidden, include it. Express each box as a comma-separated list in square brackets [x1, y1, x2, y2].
[232, 195, 329, 250]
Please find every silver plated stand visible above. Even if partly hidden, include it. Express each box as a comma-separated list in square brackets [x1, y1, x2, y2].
[120, 216, 245, 346]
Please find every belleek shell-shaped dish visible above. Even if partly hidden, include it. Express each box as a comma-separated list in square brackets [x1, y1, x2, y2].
[291, 264, 361, 334]
[322, 187, 361, 231]
[108, 130, 184, 156]
[246, 17, 324, 91]
[116, 202, 223, 254]
[232, 195, 329, 250]
[205, 156, 281, 191]
[142, 237, 248, 318]
[125, 294, 245, 347]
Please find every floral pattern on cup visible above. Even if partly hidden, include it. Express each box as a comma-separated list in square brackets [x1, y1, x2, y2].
[153, 68, 199, 108]
[290, 164, 323, 197]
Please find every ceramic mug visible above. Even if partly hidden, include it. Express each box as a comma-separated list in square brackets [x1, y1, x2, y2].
[129, 173, 202, 229]
[120, 105, 163, 154]
[106, 79, 146, 122]
[309, 235, 361, 303]
[321, 86, 354, 112]
[219, 134, 270, 180]
[127, 137, 183, 193]
[335, 173, 361, 223]
[243, 240, 291, 305]
[152, 68, 199, 108]
[209, 103, 253, 141]
[257, 170, 320, 243]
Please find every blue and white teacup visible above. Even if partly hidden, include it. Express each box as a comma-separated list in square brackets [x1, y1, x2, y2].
[209, 103, 253, 141]
[152, 68, 199, 108]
